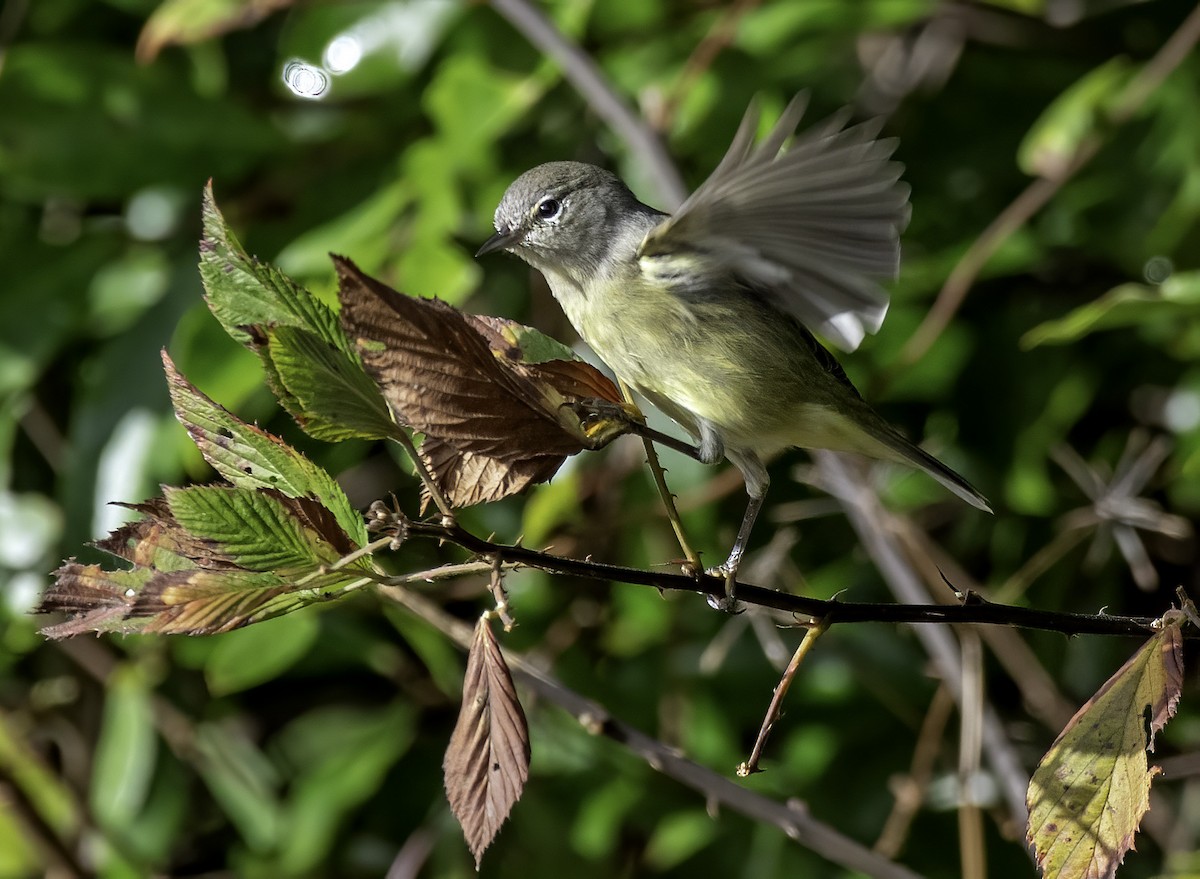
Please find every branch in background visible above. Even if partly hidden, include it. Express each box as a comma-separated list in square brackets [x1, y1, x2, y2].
[487, 0, 687, 207]
[379, 584, 925, 879]
[813, 452, 1031, 828]
[900, 1, 1200, 365]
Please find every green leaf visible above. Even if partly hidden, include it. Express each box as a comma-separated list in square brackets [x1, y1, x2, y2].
[164, 485, 344, 572]
[199, 183, 347, 349]
[1027, 614, 1184, 879]
[276, 703, 416, 873]
[1018, 58, 1131, 178]
[164, 352, 368, 545]
[90, 665, 157, 829]
[199, 185, 394, 440]
[644, 810, 719, 871]
[192, 721, 283, 853]
[265, 325, 398, 441]
[1021, 271, 1200, 348]
[204, 612, 321, 695]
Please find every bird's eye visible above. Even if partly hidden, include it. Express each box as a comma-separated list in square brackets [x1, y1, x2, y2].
[536, 198, 562, 221]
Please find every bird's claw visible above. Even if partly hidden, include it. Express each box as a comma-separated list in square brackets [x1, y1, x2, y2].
[704, 562, 742, 613]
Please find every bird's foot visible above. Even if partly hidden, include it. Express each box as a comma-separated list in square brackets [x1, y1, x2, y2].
[704, 561, 742, 613]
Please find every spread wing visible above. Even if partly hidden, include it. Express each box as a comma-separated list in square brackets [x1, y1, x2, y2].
[638, 93, 910, 351]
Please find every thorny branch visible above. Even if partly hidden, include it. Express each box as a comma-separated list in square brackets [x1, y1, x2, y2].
[366, 501, 1184, 640]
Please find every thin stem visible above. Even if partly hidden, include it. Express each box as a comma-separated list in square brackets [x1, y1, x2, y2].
[620, 380, 704, 571]
[738, 617, 829, 776]
[487, 0, 687, 207]
[392, 429, 456, 521]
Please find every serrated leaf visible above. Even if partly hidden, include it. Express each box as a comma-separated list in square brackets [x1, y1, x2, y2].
[1027, 613, 1185, 879]
[41, 486, 369, 637]
[336, 256, 637, 507]
[444, 617, 529, 869]
[1022, 272, 1200, 348]
[1018, 58, 1131, 178]
[264, 325, 398, 441]
[200, 184, 342, 348]
[164, 352, 369, 546]
[165, 486, 349, 572]
[133, 569, 310, 634]
[37, 563, 150, 638]
[198, 185, 393, 440]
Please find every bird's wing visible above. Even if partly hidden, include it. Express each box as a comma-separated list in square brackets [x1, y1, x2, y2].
[638, 93, 910, 351]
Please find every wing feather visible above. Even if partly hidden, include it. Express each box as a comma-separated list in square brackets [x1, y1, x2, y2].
[640, 93, 910, 351]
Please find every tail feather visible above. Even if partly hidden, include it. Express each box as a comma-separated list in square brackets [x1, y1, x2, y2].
[896, 440, 992, 513]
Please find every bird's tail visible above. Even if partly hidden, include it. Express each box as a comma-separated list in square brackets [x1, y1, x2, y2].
[888, 435, 992, 513]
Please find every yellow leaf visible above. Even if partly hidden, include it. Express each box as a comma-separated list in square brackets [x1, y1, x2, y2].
[1027, 612, 1185, 879]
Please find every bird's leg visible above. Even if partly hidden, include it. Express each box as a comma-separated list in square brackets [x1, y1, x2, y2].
[696, 420, 725, 465]
[706, 449, 770, 612]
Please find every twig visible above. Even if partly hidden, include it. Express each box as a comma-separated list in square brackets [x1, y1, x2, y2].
[620, 380, 704, 571]
[379, 584, 925, 879]
[655, 0, 761, 130]
[392, 429, 456, 521]
[487, 0, 687, 207]
[488, 555, 516, 631]
[957, 630, 985, 879]
[875, 685, 955, 857]
[900, 2, 1200, 365]
[738, 617, 829, 776]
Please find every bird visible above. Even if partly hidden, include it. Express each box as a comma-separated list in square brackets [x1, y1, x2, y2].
[477, 92, 989, 596]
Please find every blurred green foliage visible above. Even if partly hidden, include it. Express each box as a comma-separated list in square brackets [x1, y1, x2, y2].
[1, 0, 1198, 877]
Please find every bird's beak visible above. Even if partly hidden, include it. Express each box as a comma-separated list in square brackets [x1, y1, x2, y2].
[475, 225, 522, 258]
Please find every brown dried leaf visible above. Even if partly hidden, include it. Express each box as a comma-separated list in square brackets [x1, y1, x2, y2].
[336, 256, 639, 506]
[37, 563, 147, 638]
[444, 617, 530, 869]
[421, 439, 563, 511]
[1027, 612, 1185, 879]
[338, 256, 579, 457]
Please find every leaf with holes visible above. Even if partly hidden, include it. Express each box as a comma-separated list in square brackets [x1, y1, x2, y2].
[1027, 611, 1185, 879]
[443, 617, 529, 868]
[164, 352, 368, 545]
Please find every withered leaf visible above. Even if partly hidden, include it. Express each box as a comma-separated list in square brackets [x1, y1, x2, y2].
[336, 256, 639, 507]
[421, 439, 563, 511]
[40, 486, 365, 638]
[137, 0, 293, 63]
[444, 617, 530, 869]
[1027, 612, 1184, 879]
[37, 563, 148, 638]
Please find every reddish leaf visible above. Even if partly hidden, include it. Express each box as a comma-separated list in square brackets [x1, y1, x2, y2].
[444, 618, 530, 868]
[336, 256, 639, 507]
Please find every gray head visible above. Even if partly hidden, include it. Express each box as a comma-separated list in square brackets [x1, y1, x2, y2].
[477, 161, 654, 287]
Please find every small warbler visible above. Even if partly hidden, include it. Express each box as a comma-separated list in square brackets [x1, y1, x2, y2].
[478, 93, 989, 589]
